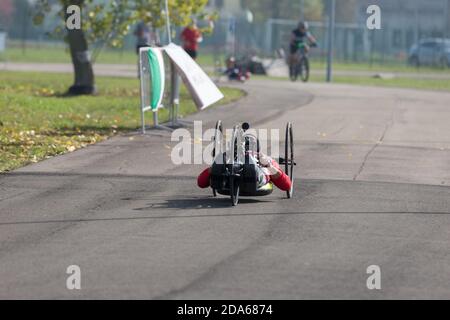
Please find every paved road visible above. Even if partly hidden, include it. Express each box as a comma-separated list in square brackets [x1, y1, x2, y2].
[3, 61, 450, 80]
[264, 58, 450, 80]
[1, 80, 450, 299]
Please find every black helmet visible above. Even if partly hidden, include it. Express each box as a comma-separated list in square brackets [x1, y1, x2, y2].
[298, 21, 309, 30]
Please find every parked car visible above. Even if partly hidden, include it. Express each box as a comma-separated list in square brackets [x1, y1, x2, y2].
[408, 38, 450, 68]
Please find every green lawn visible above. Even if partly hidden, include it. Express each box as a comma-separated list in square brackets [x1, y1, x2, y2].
[0, 71, 244, 172]
[310, 75, 450, 92]
[0, 46, 136, 64]
[0, 45, 216, 67]
[4, 43, 450, 74]
[310, 59, 450, 74]
[254, 61, 450, 92]
[254, 72, 450, 92]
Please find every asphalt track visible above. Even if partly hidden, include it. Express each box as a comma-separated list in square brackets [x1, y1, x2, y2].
[1, 79, 450, 299]
[4, 62, 450, 80]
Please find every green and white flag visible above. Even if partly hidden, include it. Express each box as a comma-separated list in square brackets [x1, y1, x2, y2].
[147, 47, 165, 112]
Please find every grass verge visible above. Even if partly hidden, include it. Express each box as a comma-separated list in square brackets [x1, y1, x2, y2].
[3, 43, 450, 74]
[310, 75, 450, 92]
[310, 59, 450, 75]
[0, 45, 216, 68]
[0, 71, 244, 172]
[254, 69, 450, 92]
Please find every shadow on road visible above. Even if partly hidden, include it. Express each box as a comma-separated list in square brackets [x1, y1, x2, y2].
[133, 197, 271, 211]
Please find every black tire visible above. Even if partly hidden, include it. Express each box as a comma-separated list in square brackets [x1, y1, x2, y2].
[409, 56, 420, 68]
[299, 57, 310, 82]
[290, 64, 298, 82]
[212, 120, 223, 197]
[230, 175, 240, 206]
[212, 120, 223, 160]
[285, 122, 294, 199]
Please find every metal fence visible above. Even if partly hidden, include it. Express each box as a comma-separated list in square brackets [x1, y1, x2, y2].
[203, 16, 450, 67]
[2, 0, 450, 67]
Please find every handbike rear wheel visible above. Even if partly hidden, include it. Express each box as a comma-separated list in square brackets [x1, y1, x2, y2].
[230, 125, 243, 206]
[285, 122, 294, 198]
[212, 120, 223, 197]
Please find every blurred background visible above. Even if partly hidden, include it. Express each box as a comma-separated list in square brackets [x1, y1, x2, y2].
[1, 0, 450, 70]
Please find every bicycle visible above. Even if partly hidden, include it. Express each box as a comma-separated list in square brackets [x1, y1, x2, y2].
[289, 42, 311, 83]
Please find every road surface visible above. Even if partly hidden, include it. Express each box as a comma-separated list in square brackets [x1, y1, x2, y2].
[1, 79, 450, 299]
[3, 61, 450, 80]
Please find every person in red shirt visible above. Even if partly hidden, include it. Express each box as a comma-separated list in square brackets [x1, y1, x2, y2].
[180, 21, 203, 60]
[197, 153, 292, 192]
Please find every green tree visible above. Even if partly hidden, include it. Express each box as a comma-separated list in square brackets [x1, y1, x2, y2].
[241, 0, 324, 22]
[33, 0, 211, 95]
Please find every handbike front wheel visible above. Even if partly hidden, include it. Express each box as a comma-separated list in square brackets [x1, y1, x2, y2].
[230, 175, 240, 206]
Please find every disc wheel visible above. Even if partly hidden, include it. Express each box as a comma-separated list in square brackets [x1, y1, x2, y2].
[285, 122, 295, 198]
[212, 120, 223, 197]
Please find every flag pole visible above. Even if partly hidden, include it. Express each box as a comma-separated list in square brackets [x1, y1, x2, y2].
[165, 0, 190, 128]
[326, 0, 336, 82]
[165, 0, 172, 43]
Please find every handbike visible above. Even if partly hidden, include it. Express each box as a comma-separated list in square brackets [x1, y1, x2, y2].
[210, 122, 296, 206]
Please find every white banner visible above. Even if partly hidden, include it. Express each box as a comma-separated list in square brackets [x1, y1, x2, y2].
[164, 43, 224, 110]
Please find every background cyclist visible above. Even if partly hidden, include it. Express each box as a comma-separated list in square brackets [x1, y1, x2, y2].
[289, 21, 317, 71]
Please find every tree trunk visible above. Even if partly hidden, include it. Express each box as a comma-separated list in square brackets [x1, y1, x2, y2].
[66, 3, 95, 95]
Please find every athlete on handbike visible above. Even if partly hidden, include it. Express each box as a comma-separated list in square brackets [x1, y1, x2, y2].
[197, 122, 292, 196]
[196, 122, 295, 206]
[198, 152, 292, 192]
